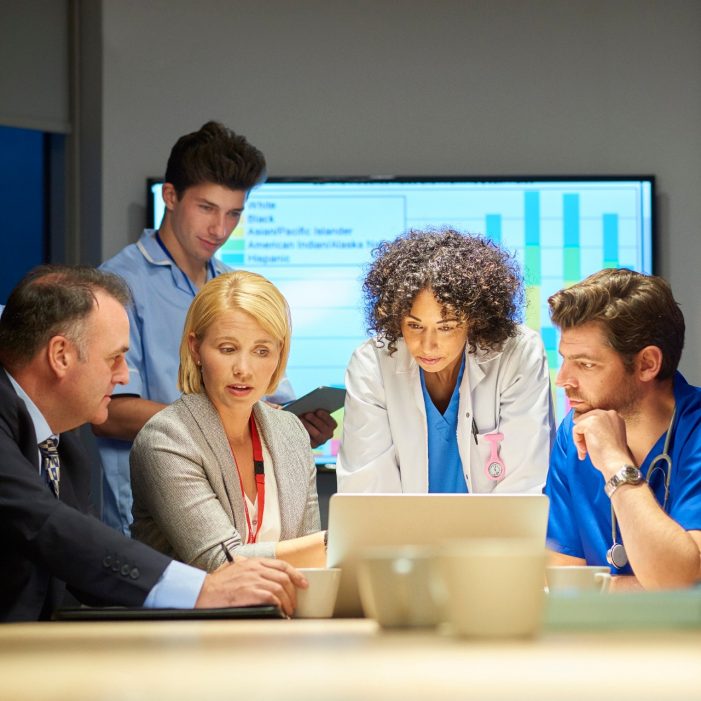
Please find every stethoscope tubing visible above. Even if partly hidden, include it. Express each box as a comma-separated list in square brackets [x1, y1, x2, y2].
[608, 406, 676, 569]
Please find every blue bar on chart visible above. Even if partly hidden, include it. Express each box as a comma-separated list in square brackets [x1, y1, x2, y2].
[524, 191, 541, 328]
[603, 213, 619, 268]
[524, 192, 540, 247]
[485, 214, 502, 244]
[563, 193, 580, 284]
[540, 325, 560, 371]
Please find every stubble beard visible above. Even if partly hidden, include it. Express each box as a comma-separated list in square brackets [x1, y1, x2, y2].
[571, 381, 642, 422]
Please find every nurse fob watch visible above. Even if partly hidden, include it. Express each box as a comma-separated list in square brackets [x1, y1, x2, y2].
[484, 432, 506, 482]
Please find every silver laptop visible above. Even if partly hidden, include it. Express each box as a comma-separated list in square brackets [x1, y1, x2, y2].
[326, 493, 549, 617]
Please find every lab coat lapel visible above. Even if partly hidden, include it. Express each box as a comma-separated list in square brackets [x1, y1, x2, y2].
[466, 347, 487, 390]
[458, 348, 479, 492]
[392, 341, 429, 492]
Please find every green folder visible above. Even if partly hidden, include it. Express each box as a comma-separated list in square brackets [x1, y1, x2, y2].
[545, 589, 701, 631]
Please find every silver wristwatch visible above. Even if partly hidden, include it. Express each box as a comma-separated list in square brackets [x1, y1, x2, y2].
[604, 464, 644, 498]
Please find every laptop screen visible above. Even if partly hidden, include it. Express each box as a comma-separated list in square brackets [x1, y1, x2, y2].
[326, 493, 550, 617]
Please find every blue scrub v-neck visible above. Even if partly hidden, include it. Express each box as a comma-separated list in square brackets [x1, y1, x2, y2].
[420, 358, 467, 493]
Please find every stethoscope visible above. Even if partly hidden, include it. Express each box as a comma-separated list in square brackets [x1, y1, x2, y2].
[606, 407, 676, 569]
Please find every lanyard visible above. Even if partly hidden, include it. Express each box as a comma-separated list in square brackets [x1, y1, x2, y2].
[234, 415, 266, 544]
[154, 231, 217, 297]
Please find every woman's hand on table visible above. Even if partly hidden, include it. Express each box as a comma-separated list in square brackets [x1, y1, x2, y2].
[275, 530, 328, 569]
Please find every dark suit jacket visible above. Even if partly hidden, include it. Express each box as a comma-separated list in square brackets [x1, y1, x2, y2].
[0, 368, 172, 621]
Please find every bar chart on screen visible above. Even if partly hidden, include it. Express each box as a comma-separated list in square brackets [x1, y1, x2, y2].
[150, 176, 654, 459]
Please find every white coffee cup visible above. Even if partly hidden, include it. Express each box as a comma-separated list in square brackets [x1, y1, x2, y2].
[546, 565, 611, 593]
[357, 546, 441, 628]
[437, 538, 546, 638]
[294, 567, 342, 618]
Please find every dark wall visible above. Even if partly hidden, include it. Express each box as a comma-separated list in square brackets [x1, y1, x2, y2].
[0, 125, 46, 303]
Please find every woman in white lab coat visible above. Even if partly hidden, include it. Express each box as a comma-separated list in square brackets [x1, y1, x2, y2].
[337, 228, 555, 494]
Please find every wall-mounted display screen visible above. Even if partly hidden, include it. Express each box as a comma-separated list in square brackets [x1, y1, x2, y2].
[148, 176, 655, 464]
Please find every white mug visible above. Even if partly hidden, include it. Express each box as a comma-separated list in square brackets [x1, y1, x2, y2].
[357, 546, 441, 628]
[546, 565, 611, 593]
[437, 538, 546, 638]
[294, 568, 342, 618]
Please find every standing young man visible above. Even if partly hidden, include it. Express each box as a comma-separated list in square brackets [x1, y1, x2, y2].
[545, 268, 701, 590]
[96, 122, 336, 534]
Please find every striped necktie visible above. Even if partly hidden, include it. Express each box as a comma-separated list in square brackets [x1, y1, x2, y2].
[38, 438, 60, 499]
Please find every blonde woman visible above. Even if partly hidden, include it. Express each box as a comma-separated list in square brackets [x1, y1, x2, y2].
[130, 271, 325, 570]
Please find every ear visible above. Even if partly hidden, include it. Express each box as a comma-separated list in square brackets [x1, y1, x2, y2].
[46, 335, 77, 379]
[635, 345, 664, 382]
[187, 332, 201, 365]
[162, 182, 179, 212]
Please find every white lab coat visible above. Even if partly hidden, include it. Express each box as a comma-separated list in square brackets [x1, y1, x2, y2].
[336, 325, 555, 494]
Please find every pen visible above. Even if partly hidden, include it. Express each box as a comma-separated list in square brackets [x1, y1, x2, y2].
[221, 543, 234, 563]
[471, 418, 479, 445]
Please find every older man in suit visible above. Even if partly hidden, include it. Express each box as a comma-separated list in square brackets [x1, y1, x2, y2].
[0, 265, 305, 622]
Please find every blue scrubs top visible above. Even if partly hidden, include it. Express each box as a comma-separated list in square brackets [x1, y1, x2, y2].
[545, 373, 701, 574]
[98, 230, 295, 534]
[421, 358, 468, 493]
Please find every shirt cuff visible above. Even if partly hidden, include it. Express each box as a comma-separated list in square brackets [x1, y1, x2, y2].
[143, 560, 207, 609]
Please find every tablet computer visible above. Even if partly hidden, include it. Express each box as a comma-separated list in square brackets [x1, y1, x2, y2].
[283, 386, 346, 417]
[53, 604, 285, 621]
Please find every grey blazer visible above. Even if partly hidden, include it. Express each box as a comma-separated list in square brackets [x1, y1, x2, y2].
[130, 392, 320, 571]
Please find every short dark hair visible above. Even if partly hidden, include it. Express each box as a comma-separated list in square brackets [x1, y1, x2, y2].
[164, 121, 267, 197]
[548, 268, 684, 380]
[0, 265, 131, 369]
[364, 228, 523, 355]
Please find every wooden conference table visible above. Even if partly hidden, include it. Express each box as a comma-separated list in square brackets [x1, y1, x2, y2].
[0, 616, 700, 701]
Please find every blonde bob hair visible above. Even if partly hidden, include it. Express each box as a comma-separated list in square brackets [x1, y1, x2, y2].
[178, 271, 291, 395]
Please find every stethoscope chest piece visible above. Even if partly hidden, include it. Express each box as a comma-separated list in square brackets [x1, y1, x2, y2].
[606, 542, 628, 569]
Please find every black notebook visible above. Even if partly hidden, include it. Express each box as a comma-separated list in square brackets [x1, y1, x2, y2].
[53, 604, 285, 621]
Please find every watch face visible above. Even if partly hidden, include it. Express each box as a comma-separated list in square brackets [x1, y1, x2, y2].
[621, 466, 642, 482]
[605, 464, 643, 498]
[487, 462, 503, 479]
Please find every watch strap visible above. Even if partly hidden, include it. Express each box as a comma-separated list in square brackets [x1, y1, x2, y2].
[604, 464, 643, 498]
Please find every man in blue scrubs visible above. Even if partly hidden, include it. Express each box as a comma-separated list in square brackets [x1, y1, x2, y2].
[545, 268, 701, 590]
[95, 122, 336, 535]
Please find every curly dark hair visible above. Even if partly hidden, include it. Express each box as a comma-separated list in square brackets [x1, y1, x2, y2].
[364, 228, 523, 355]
